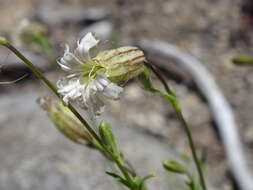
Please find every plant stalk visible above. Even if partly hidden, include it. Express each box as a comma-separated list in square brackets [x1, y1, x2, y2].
[147, 63, 207, 190]
[2, 41, 136, 189]
[3, 42, 103, 148]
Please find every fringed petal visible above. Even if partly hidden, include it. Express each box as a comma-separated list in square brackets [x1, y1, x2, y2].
[75, 32, 99, 61]
[58, 45, 83, 71]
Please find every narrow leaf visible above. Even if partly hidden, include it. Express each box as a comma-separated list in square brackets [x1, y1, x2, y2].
[232, 55, 253, 66]
[106, 171, 131, 188]
[138, 173, 156, 190]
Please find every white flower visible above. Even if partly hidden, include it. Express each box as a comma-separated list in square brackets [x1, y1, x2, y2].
[57, 32, 123, 116]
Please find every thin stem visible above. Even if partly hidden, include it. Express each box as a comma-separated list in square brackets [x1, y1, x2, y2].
[148, 63, 207, 190]
[176, 111, 207, 190]
[2, 42, 136, 189]
[115, 158, 134, 188]
[3, 42, 103, 147]
[125, 160, 137, 177]
[146, 63, 175, 97]
[0, 73, 29, 84]
[5, 43, 58, 96]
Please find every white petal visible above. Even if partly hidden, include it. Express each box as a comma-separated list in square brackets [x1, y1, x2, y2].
[57, 77, 74, 89]
[103, 83, 123, 100]
[103, 90, 120, 100]
[90, 94, 105, 116]
[56, 70, 122, 117]
[95, 81, 104, 91]
[57, 78, 84, 104]
[62, 95, 70, 104]
[58, 45, 83, 71]
[107, 83, 123, 92]
[57, 59, 71, 71]
[81, 85, 91, 104]
[75, 32, 99, 60]
[98, 77, 109, 87]
[89, 80, 98, 91]
[58, 81, 76, 93]
[66, 73, 82, 79]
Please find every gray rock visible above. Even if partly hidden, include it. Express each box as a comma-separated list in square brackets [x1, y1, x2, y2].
[36, 5, 108, 27]
[0, 49, 50, 71]
[80, 21, 113, 40]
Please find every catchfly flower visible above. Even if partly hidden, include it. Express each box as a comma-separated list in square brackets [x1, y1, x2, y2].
[57, 32, 146, 116]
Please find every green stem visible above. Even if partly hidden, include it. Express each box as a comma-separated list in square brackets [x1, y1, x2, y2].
[115, 158, 134, 188]
[176, 111, 206, 190]
[148, 63, 207, 190]
[2, 41, 135, 189]
[146, 63, 176, 97]
[3, 42, 103, 147]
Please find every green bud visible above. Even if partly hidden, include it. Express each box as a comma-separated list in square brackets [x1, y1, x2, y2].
[0, 37, 7, 45]
[163, 159, 187, 174]
[94, 46, 146, 83]
[38, 97, 93, 145]
[99, 121, 120, 157]
[232, 55, 253, 66]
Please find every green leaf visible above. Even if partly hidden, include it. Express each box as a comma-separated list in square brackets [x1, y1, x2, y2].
[133, 176, 142, 187]
[232, 55, 253, 66]
[106, 171, 131, 188]
[99, 121, 120, 158]
[163, 159, 187, 174]
[138, 173, 156, 190]
[138, 66, 156, 92]
[142, 173, 156, 182]
[185, 176, 202, 190]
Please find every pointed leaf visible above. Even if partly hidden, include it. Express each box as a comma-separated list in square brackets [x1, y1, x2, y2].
[106, 171, 131, 188]
[138, 173, 156, 190]
[185, 175, 202, 190]
[232, 55, 253, 66]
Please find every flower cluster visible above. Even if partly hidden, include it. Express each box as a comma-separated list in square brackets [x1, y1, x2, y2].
[57, 32, 145, 116]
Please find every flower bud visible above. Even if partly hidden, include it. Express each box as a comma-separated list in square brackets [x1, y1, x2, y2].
[99, 121, 120, 158]
[94, 46, 146, 83]
[38, 97, 93, 145]
[163, 159, 187, 174]
[0, 37, 7, 45]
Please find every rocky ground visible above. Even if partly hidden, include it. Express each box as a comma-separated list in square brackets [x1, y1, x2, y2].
[0, 0, 253, 190]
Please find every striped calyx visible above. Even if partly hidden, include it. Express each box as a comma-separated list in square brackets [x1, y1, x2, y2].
[57, 32, 146, 116]
[94, 46, 146, 83]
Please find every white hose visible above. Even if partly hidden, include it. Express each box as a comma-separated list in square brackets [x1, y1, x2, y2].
[139, 38, 253, 190]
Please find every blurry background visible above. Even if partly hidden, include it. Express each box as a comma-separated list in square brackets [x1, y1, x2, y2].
[0, 0, 253, 189]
